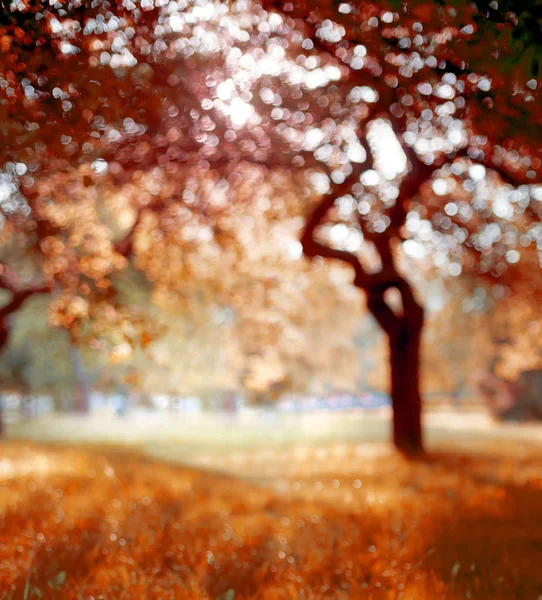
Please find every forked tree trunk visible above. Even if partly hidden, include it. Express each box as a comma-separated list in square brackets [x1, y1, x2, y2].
[388, 318, 423, 454]
[367, 281, 425, 455]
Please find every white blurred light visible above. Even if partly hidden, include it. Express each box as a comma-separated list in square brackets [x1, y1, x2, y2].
[432, 179, 448, 196]
[303, 128, 324, 150]
[347, 141, 367, 163]
[368, 120, 407, 180]
[288, 241, 303, 259]
[505, 249, 520, 263]
[361, 170, 380, 186]
[403, 240, 427, 259]
[169, 14, 183, 32]
[91, 159, 108, 174]
[449, 263, 462, 276]
[217, 79, 235, 101]
[469, 164, 486, 181]
[230, 98, 254, 126]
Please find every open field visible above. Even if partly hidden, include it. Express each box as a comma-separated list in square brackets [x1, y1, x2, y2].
[7, 408, 542, 465]
[1, 423, 542, 599]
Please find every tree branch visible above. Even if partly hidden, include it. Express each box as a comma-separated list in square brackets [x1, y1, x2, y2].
[387, 116, 442, 231]
[0, 282, 51, 352]
[0, 264, 51, 327]
[454, 146, 542, 187]
[366, 289, 400, 335]
[300, 127, 375, 288]
[299, 120, 424, 334]
[0, 289, 40, 321]
[365, 236, 424, 336]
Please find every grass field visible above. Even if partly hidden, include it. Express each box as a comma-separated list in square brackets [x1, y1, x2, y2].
[7, 408, 542, 458]
[1, 432, 542, 599]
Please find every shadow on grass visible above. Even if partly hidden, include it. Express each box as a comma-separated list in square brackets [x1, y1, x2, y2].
[1, 441, 541, 599]
[413, 450, 542, 599]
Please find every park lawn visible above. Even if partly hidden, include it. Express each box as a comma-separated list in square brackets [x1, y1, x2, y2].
[0, 440, 541, 599]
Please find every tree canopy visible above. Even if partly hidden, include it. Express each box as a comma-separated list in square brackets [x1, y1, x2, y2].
[1, 0, 541, 451]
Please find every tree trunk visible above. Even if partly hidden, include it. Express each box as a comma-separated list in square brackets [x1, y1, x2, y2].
[0, 287, 50, 434]
[69, 344, 90, 413]
[388, 319, 423, 455]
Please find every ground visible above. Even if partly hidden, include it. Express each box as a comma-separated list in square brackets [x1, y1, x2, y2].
[1, 422, 542, 599]
[7, 407, 542, 460]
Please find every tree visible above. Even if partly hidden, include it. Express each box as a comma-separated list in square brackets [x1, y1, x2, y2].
[1, 0, 541, 452]
[0, 227, 50, 431]
[255, 0, 542, 453]
[0, 165, 364, 413]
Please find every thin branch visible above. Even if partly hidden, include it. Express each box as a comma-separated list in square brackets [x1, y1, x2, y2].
[302, 127, 374, 238]
[301, 236, 371, 289]
[454, 146, 542, 187]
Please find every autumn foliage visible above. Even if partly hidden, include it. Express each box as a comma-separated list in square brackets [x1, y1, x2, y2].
[1, 0, 542, 450]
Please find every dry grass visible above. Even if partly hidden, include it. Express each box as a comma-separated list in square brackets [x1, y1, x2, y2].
[0, 440, 541, 599]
